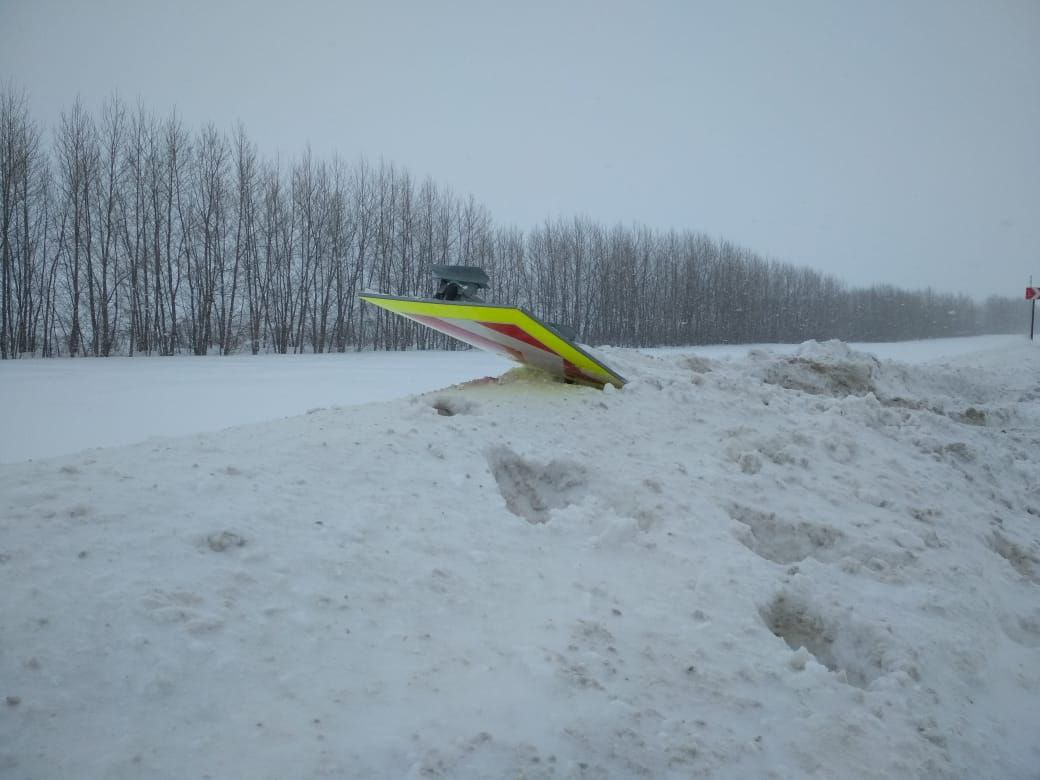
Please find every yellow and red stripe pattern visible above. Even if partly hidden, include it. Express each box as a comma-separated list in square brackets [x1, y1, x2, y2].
[359, 294, 626, 389]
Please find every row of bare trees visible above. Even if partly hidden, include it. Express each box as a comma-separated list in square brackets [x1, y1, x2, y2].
[0, 89, 1024, 359]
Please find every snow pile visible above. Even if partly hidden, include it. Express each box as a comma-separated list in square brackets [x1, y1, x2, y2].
[760, 339, 882, 397]
[2, 338, 1039, 778]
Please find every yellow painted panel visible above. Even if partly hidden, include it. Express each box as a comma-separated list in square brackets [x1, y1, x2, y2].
[359, 294, 625, 388]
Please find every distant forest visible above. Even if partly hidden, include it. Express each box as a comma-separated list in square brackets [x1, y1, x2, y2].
[0, 89, 1024, 359]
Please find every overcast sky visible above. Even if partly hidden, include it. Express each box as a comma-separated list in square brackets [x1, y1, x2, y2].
[2, 0, 1037, 299]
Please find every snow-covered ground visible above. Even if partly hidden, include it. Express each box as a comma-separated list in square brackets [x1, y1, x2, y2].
[2, 335, 1038, 778]
[0, 335, 1019, 464]
[0, 350, 509, 464]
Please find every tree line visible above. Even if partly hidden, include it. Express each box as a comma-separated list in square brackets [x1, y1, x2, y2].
[0, 88, 1024, 359]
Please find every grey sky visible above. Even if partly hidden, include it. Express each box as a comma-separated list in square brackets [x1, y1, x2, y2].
[2, 0, 1037, 299]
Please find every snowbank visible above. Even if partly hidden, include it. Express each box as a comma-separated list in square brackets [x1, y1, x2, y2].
[2, 337, 1038, 778]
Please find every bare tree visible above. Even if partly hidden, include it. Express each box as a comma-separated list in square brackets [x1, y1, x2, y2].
[180, 124, 228, 354]
[54, 99, 100, 356]
[122, 104, 153, 355]
[232, 124, 260, 354]
[89, 94, 127, 356]
[0, 86, 47, 357]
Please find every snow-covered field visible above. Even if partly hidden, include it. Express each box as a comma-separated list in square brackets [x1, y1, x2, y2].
[0, 350, 509, 464]
[2, 335, 1038, 778]
[0, 336, 1019, 465]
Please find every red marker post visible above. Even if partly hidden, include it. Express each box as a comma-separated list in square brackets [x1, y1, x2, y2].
[1028, 283, 1038, 340]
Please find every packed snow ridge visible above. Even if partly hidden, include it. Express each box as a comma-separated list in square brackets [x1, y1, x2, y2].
[2, 338, 1039, 779]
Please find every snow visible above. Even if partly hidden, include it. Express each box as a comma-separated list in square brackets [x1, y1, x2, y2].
[2, 335, 1038, 778]
[0, 351, 507, 464]
[0, 336, 1018, 465]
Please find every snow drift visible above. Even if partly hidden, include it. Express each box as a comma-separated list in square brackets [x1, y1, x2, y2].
[2, 338, 1038, 778]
